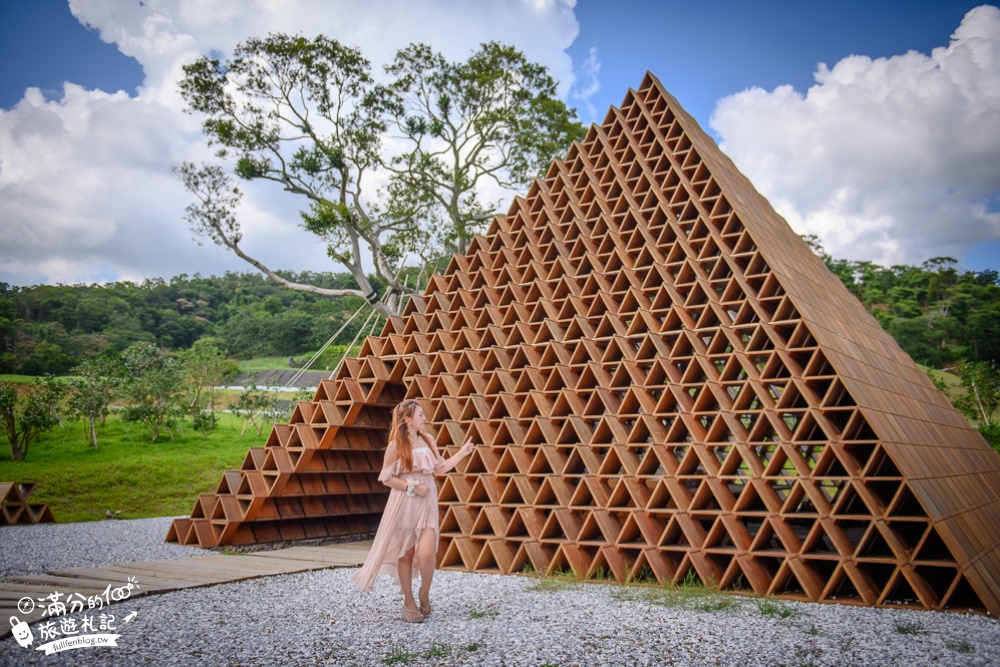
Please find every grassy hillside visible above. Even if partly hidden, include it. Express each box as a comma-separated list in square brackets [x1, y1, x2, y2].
[0, 414, 267, 523]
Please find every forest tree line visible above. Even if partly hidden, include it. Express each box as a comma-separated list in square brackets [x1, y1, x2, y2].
[1, 254, 998, 377]
[0, 270, 391, 375]
[819, 254, 999, 368]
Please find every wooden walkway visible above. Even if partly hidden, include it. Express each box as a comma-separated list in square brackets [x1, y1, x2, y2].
[1, 542, 371, 638]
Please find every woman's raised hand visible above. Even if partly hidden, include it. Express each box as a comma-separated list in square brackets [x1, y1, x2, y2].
[459, 438, 475, 457]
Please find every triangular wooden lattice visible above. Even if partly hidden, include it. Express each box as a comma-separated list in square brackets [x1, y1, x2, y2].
[1, 481, 55, 525]
[168, 73, 1000, 614]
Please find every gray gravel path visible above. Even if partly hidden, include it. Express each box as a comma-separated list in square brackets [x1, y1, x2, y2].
[1, 518, 998, 666]
[0, 517, 211, 579]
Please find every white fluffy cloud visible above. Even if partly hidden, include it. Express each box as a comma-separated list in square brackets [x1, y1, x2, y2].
[711, 5, 1000, 268]
[571, 45, 601, 121]
[0, 0, 579, 286]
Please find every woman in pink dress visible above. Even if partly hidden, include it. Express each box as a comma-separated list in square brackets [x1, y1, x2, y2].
[350, 399, 474, 622]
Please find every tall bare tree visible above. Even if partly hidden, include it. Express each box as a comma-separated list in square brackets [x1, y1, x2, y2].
[176, 35, 583, 316]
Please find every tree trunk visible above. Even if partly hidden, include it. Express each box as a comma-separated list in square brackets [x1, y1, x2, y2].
[2, 416, 23, 461]
[972, 382, 991, 426]
[87, 418, 98, 450]
[9, 440, 25, 461]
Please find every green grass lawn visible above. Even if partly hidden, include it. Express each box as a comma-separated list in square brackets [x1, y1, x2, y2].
[0, 374, 78, 384]
[922, 365, 961, 390]
[0, 374, 40, 383]
[236, 355, 308, 371]
[0, 413, 271, 523]
[236, 347, 362, 373]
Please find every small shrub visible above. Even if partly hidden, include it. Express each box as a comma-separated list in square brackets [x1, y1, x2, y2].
[945, 637, 973, 653]
[628, 564, 656, 584]
[218, 548, 246, 556]
[527, 577, 576, 592]
[892, 620, 926, 636]
[381, 645, 418, 665]
[680, 569, 702, 588]
[426, 643, 451, 658]
[612, 582, 734, 614]
[800, 623, 822, 636]
[756, 598, 799, 619]
[693, 597, 733, 613]
[979, 423, 1000, 451]
[191, 410, 218, 434]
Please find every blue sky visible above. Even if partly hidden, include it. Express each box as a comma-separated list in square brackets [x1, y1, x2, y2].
[0, 0, 143, 109]
[569, 1, 984, 123]
[0, 0, 997, 286]
[2, 2, 981, 128]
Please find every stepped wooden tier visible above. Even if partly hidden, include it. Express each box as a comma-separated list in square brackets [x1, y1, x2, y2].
[168, 73, 1000, 614]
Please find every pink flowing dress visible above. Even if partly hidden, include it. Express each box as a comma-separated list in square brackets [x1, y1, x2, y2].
[350, 439, 447, 592]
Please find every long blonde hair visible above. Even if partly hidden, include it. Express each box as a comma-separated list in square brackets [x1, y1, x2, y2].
[389, 399, 422, 473]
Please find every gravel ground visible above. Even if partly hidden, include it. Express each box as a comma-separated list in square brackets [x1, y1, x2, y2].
[0, 517, 211, 579]
[1, 518, 998, 667]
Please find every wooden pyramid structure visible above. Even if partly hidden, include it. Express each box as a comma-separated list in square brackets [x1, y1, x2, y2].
[168, 73, 1000, 614]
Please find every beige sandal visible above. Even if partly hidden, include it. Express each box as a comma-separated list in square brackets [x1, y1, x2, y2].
[401, 605, 425, 623]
